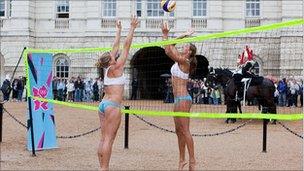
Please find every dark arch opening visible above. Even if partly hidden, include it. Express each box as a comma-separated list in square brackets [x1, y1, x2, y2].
[130, 47, 209, 100]
[131, 46, 174, 100]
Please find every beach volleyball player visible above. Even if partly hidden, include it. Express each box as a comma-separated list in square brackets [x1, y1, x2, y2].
[161, 22, 197, 170]
[95, 16, 138, 170]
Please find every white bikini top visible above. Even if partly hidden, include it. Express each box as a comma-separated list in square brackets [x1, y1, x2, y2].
[170, 63, 189, 80]
[104, 66, 125, 86]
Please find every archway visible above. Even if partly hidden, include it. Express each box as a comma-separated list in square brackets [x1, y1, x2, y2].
[130, 47, 209, 100]
[0, 53, 4, 84]
[253, 55, 263, 76]
[131, 47, 174, 100]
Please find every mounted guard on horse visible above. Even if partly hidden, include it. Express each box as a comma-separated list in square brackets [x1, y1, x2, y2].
[233, 46, 263, 101]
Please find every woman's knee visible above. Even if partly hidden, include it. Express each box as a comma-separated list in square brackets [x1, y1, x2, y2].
[178, 124, 190, 136]
[175, 124, 190, 136]
[175, 126, 182, 135]
[103, 135, 116, 146]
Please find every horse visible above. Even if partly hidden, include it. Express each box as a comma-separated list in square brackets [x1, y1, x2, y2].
[207, 68, 277, 123]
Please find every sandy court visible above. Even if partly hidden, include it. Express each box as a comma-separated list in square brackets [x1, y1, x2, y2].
[0, 101, 303, 170]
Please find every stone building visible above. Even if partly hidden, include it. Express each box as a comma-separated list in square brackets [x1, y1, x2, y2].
[0, 0, 303, 98]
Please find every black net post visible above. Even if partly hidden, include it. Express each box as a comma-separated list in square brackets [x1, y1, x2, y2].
[124, 106, 130, 149]
[27, 96, 36, 156]
[0, 102, 3, 142]
[262, 107, 268, 153]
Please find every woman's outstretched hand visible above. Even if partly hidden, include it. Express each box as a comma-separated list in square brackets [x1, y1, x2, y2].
[116, 20, 122, 30]
[184, 28, 195, 37]
[177, 28, 195, 39]
[130, 15, 139, 29]
[161, 22, 170, 36]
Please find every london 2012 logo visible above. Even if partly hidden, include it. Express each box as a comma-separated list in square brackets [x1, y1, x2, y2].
[32, 85, 49, 111]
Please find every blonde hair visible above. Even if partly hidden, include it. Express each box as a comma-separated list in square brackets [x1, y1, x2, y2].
[96, 52, 111, 68]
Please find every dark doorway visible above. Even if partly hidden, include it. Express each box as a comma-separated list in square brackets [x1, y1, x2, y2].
[130, 47, 209, 100]
[131, 47, 174, 100]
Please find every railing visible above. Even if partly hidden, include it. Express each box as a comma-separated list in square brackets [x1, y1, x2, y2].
[191, 18, 207, 29]
[55, 19, 69, 29]
[245, 18, 261, 28]
[146, 18, 175, 29]
[101, 18, 116, 28]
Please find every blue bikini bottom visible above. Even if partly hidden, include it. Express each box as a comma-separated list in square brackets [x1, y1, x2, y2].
[98, 100, 121, 113]
[174, 95, 192, 104]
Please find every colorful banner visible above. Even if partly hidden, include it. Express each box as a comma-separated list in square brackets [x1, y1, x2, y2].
[27, 53, 57, 151]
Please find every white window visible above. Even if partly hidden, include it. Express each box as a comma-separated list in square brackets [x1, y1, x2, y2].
[55, 56, 70, 78]
[193, 0, 207, 17]
[246, 0, 260, 17]
[0, 0, 5, 17]
[136, 0, 142, 17]
[103, 0, 116, 17]
[56, 0, 69, 18]
[147, 0, 164, 17]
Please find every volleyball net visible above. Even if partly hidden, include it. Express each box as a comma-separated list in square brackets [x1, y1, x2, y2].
[24, 19, 304, 121]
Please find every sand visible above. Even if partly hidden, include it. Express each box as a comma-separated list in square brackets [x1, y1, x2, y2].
[0, 101, 303, 170]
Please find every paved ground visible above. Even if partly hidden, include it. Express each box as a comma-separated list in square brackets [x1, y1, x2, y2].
[1, 101, 303, 170]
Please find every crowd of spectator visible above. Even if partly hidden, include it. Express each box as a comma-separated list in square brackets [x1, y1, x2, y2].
[163, 76, 304, 108]
[0, 75, 105, 103]
[275, 78, 303, 107]
[1, 74, 303, 109]
[163, 78, 222, 105]
[52, 76, 104, 102]
[0, 75, 25, 102]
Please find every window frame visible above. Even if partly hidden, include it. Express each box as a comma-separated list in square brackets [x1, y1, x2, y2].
[54, 55, 70, 79]
[146, 0, 164, 18]
[56, 0, 70, 19]
[245, 0, 261, 18]
[0, 0, 13, 19]
[102, 0, 117, 18]
[0, 0, 7, 18]
[144, 0, 174, 18]
[135, 0, 142, 17]
[192, 0, 207, 18]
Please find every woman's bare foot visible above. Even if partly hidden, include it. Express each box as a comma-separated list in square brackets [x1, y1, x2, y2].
[189, 160, 196, 171]
[178, 161, 187, 170]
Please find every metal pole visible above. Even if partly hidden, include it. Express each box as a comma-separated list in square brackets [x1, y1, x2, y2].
[0, 102, 3, 142]
[10, 47, 26, 82]
[262, 107, 268, 153]
[27, 96, 36, 156]
[124, 106, 130, 149]
[262, 119, 267, 153]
